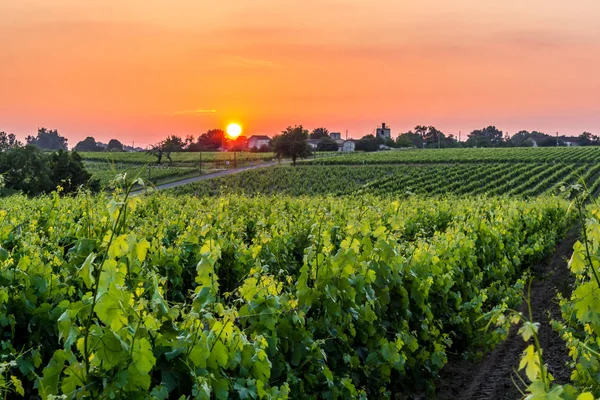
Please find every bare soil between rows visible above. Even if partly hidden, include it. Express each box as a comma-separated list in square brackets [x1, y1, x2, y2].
[434, 227, 579, 400]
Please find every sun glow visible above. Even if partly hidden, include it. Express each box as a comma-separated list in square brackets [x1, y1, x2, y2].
[226, 123, 242, 138]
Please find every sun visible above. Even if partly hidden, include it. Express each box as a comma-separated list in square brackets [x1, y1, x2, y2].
[226, 123, 242, 138]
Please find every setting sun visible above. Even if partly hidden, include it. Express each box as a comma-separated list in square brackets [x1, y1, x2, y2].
[226, 123, 242, 138]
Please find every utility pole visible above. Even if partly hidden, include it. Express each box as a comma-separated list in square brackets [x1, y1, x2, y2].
[556, 132, 559, 147]
[459, 131, 461, 143]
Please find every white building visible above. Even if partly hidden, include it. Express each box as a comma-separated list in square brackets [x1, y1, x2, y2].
[376, 123, 391, 139]
[339, 140, 356, 152]
[306, 139, 319, 149]
[247, 135, 271, 150]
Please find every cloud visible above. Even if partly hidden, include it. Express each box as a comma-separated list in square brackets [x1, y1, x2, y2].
[220, 55, 281, 68]
[170, 109, 217, 116]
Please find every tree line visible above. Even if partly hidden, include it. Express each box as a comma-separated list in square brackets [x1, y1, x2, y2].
[0, 129, 98, 195]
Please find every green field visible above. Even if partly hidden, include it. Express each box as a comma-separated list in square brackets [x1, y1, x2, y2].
[0, 191, 570, 398]
[172, 163, 600, 198]
[0, 147, 599, 398]
[79, 151, 274, 165]
[80, 151, 274, 186]
[301, 146, 600, 164]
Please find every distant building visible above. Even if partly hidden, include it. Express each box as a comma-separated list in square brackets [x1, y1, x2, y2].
[339, 140, 356, 152]
[307, 139, 319, 149]
[330, 132, 341, 140]
[247, 135, 271, 150]
[560, 136, 580, 147]
[376, 123, 391, 139]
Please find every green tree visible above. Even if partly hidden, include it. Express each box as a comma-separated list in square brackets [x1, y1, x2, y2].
[0, 146, 97, 195]
[107, 139, 124, 152]
[465, 126, 504, 147]
[0, 132, 23, 151]
[74, 137, 102, 152]
[396, 132, 423, 148]
[355, 135, 379, 152]
[310, 127, 329, 140]
[317, 136, 339, 151]
[148, 135, 185, 164]
[271, 125, 311, 165]
[26, 127, 68, 150]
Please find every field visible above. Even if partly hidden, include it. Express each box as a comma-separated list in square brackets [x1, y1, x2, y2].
[0, 191, 570, 398]
[302, 146, 600, 164]
[79, 151, 275, 187]
[0, 147, 599, 398]
[172, 162, 600, 198]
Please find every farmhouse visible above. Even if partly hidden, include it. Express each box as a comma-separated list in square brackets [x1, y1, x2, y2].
[247, 135, 271, 150]
[339, 140, 356, 152]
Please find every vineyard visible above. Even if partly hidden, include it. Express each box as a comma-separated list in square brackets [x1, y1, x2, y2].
[1, 145, 600, 399]
[301, 147, 600, 165]
[172, 163, 600, 198]
[79, 152, 275, 187]
[0, 187, 573, 398]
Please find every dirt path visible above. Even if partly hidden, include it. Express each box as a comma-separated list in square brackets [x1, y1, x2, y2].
[435, 227, 578, 400]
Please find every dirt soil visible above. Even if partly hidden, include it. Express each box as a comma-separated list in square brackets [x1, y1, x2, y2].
[435, 228, 579, 400]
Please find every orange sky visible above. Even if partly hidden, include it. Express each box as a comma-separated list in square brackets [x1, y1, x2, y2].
[2, 0, 600, 146]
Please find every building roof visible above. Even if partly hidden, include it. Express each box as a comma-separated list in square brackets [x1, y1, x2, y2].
[248, 135, 271, 141]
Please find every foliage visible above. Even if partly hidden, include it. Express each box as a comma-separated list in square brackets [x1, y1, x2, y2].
[74, 137, 103, 152]
[25, 128, 68, 151]
[0, 186, 569, 398]
[317, 136, 339, 152]
[107, 139, 124, 152]
[0, 132, 23, 151]
[173, 163, 600, 199]
[271, 125, 312, 165]
[148, 135, 185, 164]
[310, 127, 329, 140]
[0, 146, 98, 195]
[355, 135, 379, 152]
[465, 126, 504, 147]
[300, 146, 600, 165]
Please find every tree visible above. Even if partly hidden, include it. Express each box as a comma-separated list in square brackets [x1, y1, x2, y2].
[271, 125, 311, 165]
[191, 129, 226, 151]
[26, 127, 68, 150]
[0, 132, 23, 151]
[107, 139, 124, 152]
[395, 135, 414, 148]
[310, 127, 329, 140]
[0, 146, 97, 195]
[396, 131, 423, 148]
[317, 136, 339, 151]
[147, 135, 185, 164]
[465, 126, 504, 147]
[74, 137, 102, 152]
[355, 135, 379, 152]
[579, 132, 599, 146]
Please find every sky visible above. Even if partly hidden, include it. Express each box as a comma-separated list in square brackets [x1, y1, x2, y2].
[2, 0, 600, 146]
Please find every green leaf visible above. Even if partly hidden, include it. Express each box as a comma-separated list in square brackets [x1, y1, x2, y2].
[95, 283, 130, 331]
[78, 253, 96, 289]
[214, 378, 229, 400]
[518, 321, 539, 342]
[132, 338, 156, 374]
[61, 363, 85, 395]
[136, 239, 150, 262]
[10, 375, 24, 396]
[207, 340, 228, 369]
[0, 247, 9, 262]
[38, 350, 66, 397]
[519, 345, 540, 382]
